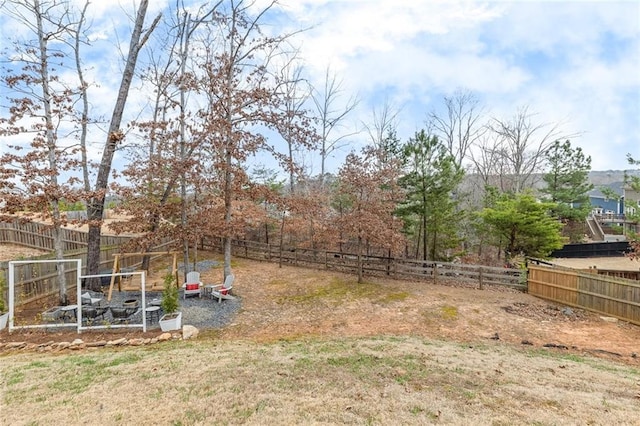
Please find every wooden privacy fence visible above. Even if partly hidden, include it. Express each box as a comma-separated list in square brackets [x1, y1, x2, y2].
[1, 243, 177, 307]
[0, 220, 175, 307]
[528, 264, 640, 326]
[0, 220, 131, 251]
[585, 268, 640, 281]
[200, 237, 526, 289]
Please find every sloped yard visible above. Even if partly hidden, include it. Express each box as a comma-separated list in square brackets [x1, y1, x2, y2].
[2, 254, 640, 361]
[2, 254, 640, 424]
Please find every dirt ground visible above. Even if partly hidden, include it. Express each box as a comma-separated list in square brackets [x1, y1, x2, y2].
[2, 246, 640, 366]
[218, 259, 640, 364]
[549, 256, 640, 270]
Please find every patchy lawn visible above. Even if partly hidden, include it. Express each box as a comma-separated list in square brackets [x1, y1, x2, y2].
[2, 254, 640, 424]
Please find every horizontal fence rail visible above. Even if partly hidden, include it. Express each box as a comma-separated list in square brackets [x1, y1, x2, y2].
[4, 222, 593, 311]
[586, 268, 640, 281]
[4, 221, 640, 328]
[528, 264, 640, 326]
[199, 236, 526, 289]
[1, 246, 123, 307]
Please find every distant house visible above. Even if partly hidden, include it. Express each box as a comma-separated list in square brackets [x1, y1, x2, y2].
[588, 182, 624, 216]
[586, 181, 640, 240]
[623, 183, 640, 216]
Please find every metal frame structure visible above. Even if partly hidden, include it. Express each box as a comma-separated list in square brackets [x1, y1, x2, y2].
[8, 259, 148, 333]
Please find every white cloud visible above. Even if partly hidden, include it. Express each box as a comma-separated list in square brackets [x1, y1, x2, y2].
[288, 1, 503, 74]
[1, 0, 638, 174]
[281, 0, 640, 171]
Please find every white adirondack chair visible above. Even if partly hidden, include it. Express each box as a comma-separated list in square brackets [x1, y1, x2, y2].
[210, 274, 235, 303]
[182, 271, 202, 299]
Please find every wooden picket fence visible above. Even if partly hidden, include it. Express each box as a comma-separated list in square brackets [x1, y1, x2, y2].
[528, 264, 640, 326]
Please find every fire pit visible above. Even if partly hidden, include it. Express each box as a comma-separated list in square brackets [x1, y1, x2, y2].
[110, 306, 138, 320]
[82, 305, 109, 322]
[123, 299, 139, 308]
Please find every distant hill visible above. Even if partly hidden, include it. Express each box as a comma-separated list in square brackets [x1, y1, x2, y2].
[588, 170, 640, 186]
[459, 169, 639, 201]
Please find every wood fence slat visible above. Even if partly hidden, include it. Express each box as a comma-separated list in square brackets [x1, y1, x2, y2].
[197, 237, 525, 289]
[528, 264, 640, 326]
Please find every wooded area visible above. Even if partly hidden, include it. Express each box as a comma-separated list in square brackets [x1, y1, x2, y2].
[0, 0, 638, 306]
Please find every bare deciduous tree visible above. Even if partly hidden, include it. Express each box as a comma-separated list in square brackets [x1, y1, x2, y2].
[111, 1, 221, 277]
[469, 133, 504, 190]
[85, 0, 161, 288]
[429, 89, 486, 169]
[194, 0, 316, 278]
[275, 59, 313, 193]
[487, 106, 571, 194]
[312, 66, 359, 185]
[363, 98, 400, 151]
[0, 0, 92, 304]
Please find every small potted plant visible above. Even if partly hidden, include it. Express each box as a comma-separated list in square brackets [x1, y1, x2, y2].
[0, 271, 8, 330]
[159, 272, 182, 331]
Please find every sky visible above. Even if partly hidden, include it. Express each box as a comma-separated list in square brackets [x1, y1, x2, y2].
[277, 0, 640, 172]
[0, 0, 638, 175]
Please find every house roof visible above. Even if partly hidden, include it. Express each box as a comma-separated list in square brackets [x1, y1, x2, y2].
[588, 181, 624, 199]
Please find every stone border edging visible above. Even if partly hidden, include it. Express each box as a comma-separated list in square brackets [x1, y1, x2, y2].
[0, 325, 199, 353]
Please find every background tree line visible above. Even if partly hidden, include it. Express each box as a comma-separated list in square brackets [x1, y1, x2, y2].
[1, 0, 636, 301]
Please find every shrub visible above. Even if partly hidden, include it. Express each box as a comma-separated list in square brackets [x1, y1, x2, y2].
[161, 273, 179, 314]
[0, 272, 6, 313]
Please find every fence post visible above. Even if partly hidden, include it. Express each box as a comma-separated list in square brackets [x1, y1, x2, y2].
[393, 259, 397, 279]
[433, 263, 438, 284]
[478, 267, 483, 290]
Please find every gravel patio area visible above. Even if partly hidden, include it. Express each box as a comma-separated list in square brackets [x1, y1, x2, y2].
[100, 288, 241, 330]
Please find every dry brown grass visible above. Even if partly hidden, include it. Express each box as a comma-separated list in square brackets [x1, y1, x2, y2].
[2, 255, 640, 424]
[2, 336, 640, 425]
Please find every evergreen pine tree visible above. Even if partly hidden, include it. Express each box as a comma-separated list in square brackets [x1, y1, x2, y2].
[397, 131, 464, 260]
[542, 140, 593, 242]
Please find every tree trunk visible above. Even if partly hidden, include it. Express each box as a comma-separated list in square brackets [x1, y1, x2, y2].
[85, 0, 158, 289]
[278, 210, 286, 268]
[74, 1, 91, 193]
[357, 236, 363, 283]
[179, 15, 191, 279]
[422, 208, 428, 261]
[223, 147, 233, 278]
[52, 210, 68, 306]
[431, 229, 438, 261]
[35, 3, 68, 303]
